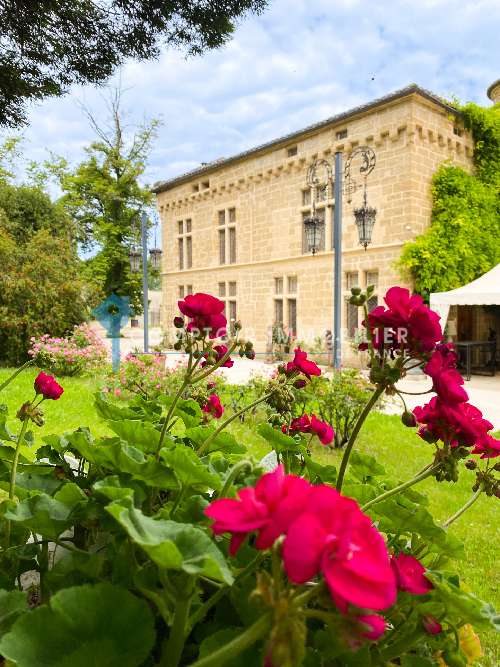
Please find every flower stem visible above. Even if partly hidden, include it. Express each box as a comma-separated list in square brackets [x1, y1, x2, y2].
[442, 488, 483, 528]
[218, 460, 253, 499]
[187, 613, 271, 667]
[4, 418, 29, 550]
[161, 591, 193, 667]
[0, 361, 34, 394]
[361, 465, 440, 512]
[336, 385, 385, 492]
[187, 553, 265, 633]
[197, 393, 273, 456]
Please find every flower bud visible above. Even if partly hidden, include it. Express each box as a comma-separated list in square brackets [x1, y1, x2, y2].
[294, 379, 307, 389]
[350, 287, 362, 296]
[173, 340, 182, 351]
[173, 316, 184, 328]
[422, 615, 442, 635]
[401, 411, 417, 428]
[246, 350, 256, 360]
[465, 459, 477, 470]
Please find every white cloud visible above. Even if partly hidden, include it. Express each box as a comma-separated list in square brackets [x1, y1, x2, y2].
[2, 0, 498, 189]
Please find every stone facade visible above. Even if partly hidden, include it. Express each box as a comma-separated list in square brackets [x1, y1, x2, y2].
[154, 85, 474, 362]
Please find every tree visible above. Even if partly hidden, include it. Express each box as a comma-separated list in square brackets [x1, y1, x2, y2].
[0, 0, 268, 127]
[57, 89, 157, 312]
[399, 103, 500, 294]
[0, 143, 88, 365]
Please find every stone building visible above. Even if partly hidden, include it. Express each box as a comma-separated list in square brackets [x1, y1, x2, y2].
[153, 84, 474, 361]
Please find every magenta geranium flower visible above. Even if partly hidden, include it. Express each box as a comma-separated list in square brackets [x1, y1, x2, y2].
[201, 344, 234, 368]
[178, 293, 227, 338]
[356, 614, 387, 641]
[34, 372, 64, 400]
[471, 434, 500, 459]
[424, 348, 468, 405]
[391, 553, 433, 595]
[310, 414, 335, 445]
[366, 286, 442, 355]
[422, 615, 442, 635]
[202, 394, 224, 419]
[286, 348, 321, 379]
[205, 465, 311, 556]
[283, 485, 396, 612]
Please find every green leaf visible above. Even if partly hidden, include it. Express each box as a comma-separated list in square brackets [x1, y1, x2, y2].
[186, 426, 246, 455]
[68, 434, 177, 490]
[106, 501, 233, 584]
[349, 451, 386, 479]
[92, 476, 135, 502]
[303, 456, 337, 485]
[401, 657, 435, 667]
[160, 397, 202, 428]
[0, 405, 14, 442]
[0, 590, 27, 635]
[198, 628, 261, 666]
[108, 419, 161, 453]
[0, 583, 155, 667]
[160, 446, 221, 491]
[257, 423, 300, 453]
[4, 483, 87, 539]
[95, 393, 138, 421]
[428, 571, 500, 630]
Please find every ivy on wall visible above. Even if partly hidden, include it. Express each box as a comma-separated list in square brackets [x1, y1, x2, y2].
[399, 102, 500, 295]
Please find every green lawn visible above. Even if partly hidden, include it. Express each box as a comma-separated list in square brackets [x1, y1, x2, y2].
[1, 368, 498, 664]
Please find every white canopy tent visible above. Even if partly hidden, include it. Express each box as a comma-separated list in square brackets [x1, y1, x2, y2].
[430, 263, 500, 328]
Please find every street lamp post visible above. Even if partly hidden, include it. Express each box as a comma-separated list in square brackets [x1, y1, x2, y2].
[303, 147, 377, 369]
[129, 211, 162, 354]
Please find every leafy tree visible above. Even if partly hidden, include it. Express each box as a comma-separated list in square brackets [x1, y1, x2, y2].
[56, 90, 157, 312]
[0, 0, 268, 127]
[0, 143, 88, 365]
[400, 103, 500, 294]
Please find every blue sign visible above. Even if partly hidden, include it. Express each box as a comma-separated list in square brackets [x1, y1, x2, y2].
[93, 293, 131, 371]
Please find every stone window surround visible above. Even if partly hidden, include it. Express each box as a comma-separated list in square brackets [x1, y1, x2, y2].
[217, 206, 237, 265]
[177, 218, 192, 270]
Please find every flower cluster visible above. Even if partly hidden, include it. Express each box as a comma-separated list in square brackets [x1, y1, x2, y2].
[29, 324, 108, 376]
[282, 413, 334, 445]
[177, 293, 227, 339]
[34, 371, 64, 400]
[413, 345, 500, 458]
[363, 286, 442, 356]
[201, 344, 234, 369]
[206, 466, 399, 621]
[202, 393, 224, 419]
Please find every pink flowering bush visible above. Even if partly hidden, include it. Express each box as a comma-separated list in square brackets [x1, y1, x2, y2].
[0, 288, 497, 667]
[29, 323, 108, 376]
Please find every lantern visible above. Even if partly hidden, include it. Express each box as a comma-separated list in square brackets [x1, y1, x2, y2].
[149, 247, 162, 270]
[353, 203, 377, 250]
[129, 248, 141, 273]
[303, 215, 325, 255]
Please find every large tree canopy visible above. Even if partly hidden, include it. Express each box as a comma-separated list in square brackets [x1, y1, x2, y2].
[0, 143, 89, 365]
[399, 102, 500, 295]
[0, 0, 268, 127]
[56, 90, 157, 313]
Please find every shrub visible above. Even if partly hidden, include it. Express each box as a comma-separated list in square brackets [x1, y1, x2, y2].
[304, 370, 376, 448]
[0, 288, 498, 667]
[29, 323, 108, 376]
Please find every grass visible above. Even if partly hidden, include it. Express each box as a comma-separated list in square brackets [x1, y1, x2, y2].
[1, 367, 498, 664]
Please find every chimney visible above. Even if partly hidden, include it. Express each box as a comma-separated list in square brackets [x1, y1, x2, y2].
[487, 80, 500, 104]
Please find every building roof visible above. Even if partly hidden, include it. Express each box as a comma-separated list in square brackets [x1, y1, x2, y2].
[152, 83, 458, 194]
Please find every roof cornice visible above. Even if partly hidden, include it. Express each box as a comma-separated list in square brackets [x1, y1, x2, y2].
[152, 84, 459, 194]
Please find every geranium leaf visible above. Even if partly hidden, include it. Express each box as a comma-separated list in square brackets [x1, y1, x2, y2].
[106, 501, 233, 584]
[68, 435, 177, 490]
[0, 583, 155, 667]
[349, 451, 386, 479]
[4, 483, 87, 539]
[108, 419, 161, 453]
[160, 446, 221, 491]
[186, 426, 246, 455]
[257, 424, 299, 453]
[160, 397, 202, 428]
[0, 590, 27, 635]
[95, 393, 138, 421]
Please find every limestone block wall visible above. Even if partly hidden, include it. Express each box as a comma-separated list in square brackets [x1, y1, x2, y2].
[156, 90, 474, 362]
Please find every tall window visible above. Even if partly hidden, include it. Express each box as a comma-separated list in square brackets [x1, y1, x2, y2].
[218, 281, 237, 334]
[274, 275, 298, 336]
[345, 272, 360, 339]
[218, 208, 237, 265]
[365, 270, 379, 312]
[177, 219, 192, 270]
[178, 285, 193, 299]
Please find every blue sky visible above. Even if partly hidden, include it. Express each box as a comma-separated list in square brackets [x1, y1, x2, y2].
[5, 0, 500, 191]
